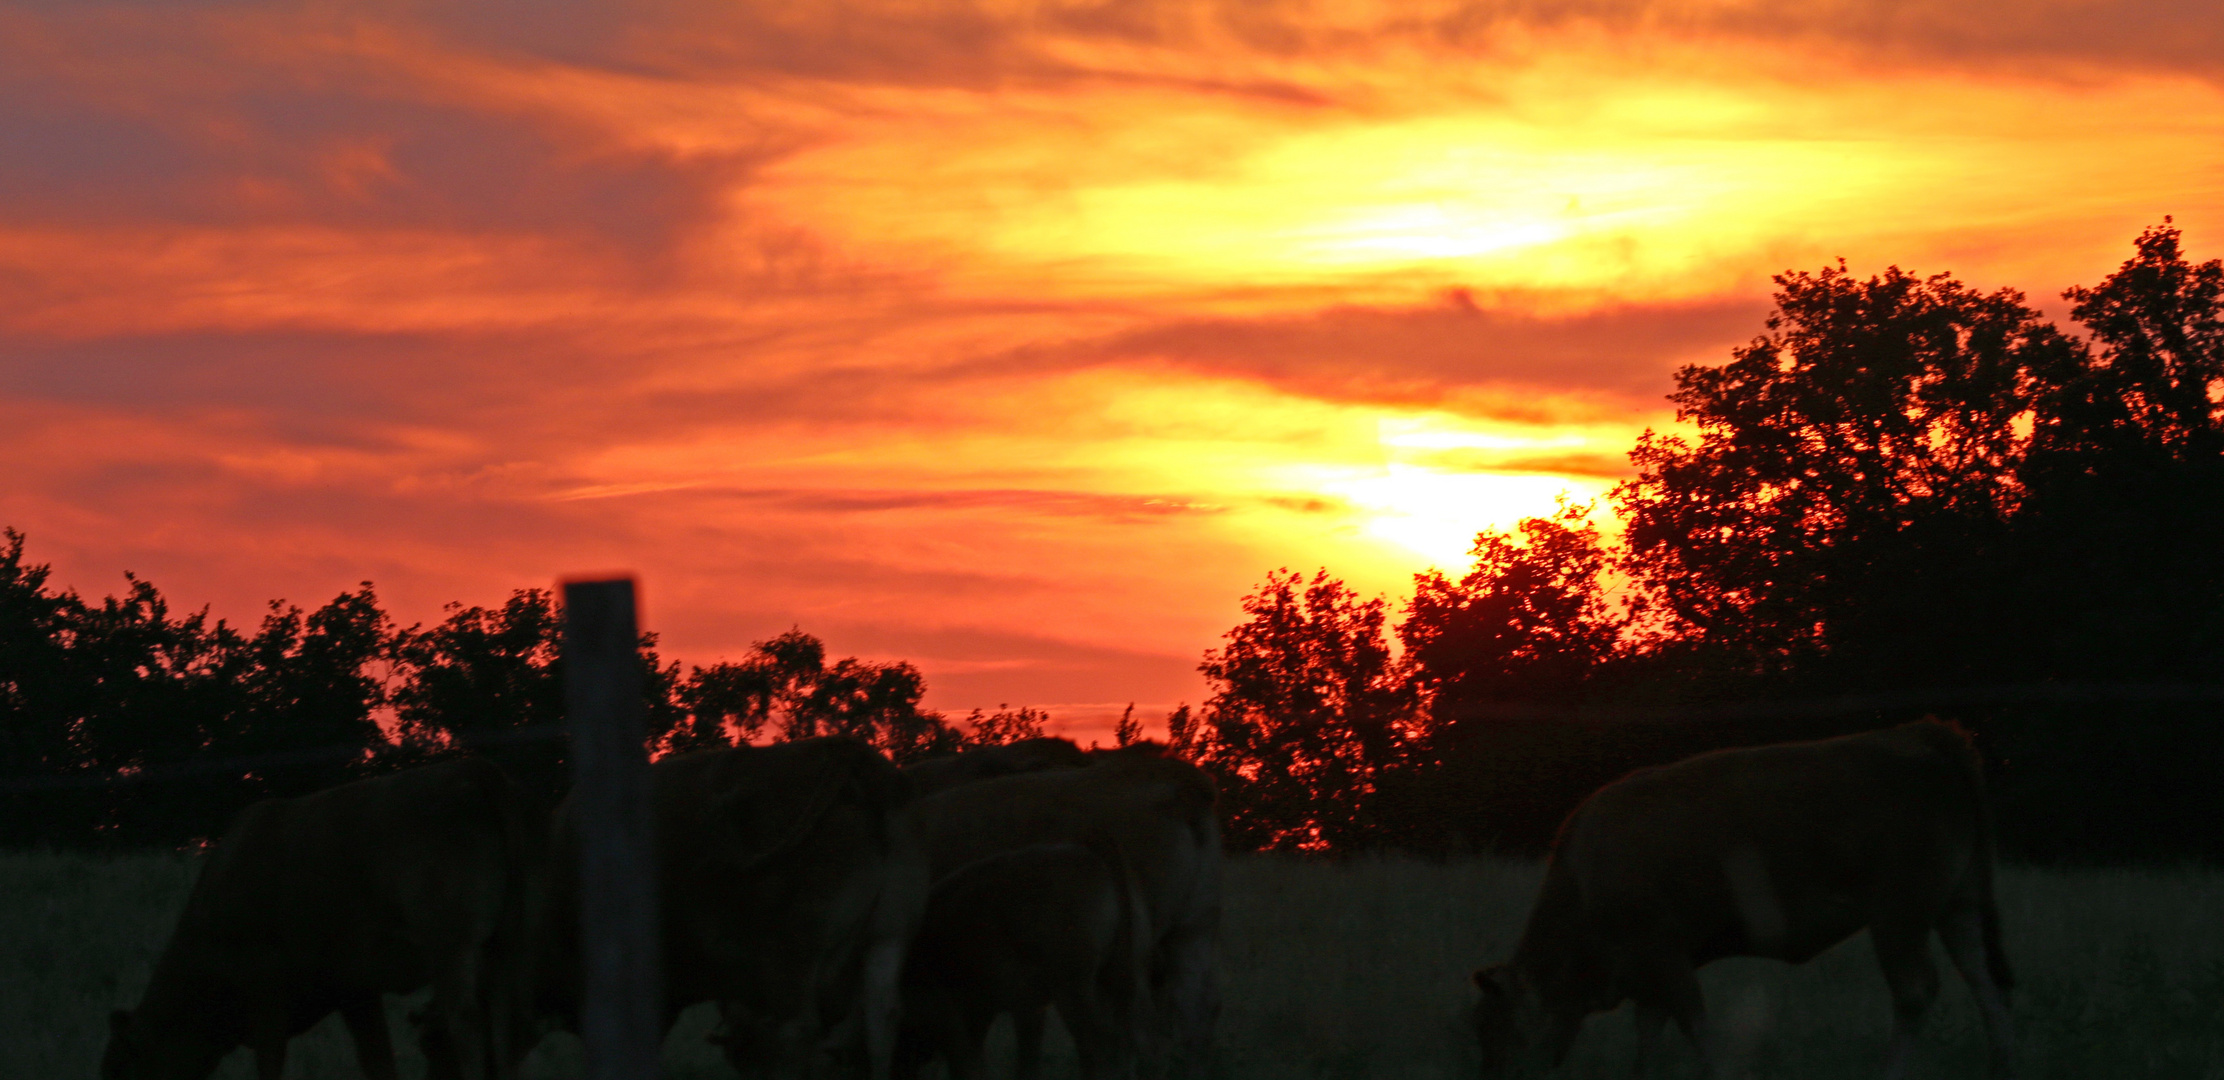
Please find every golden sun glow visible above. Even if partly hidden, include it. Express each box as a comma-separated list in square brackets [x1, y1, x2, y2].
[7, 3, 2224, 716]
[1285, 415, 1621, 573]
[751, 51, 2224, 311]
[1320, 464, 1609, 570]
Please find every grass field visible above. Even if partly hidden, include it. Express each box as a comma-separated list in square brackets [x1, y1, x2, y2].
[6, 852, 2220, 1079]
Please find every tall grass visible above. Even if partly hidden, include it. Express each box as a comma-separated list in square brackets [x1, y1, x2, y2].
[6, 852, 2219, 1079]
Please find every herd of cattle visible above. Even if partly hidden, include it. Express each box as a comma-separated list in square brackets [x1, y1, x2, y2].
[99, 720, 2021, 1079]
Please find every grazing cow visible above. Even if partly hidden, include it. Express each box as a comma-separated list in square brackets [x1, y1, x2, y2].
[901, 737, 1092, 797]
[1469, 720, 2016, 1079]
[909, 744, 1221, 1078]
[536, 737, 926, 1080]
[103, 757, 542, 1080]
[897, 836, 1154, 1080]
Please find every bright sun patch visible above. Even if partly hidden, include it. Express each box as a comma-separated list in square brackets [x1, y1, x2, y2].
[1261, 413, 1624, 573]
[1326, 464, 1605, 570]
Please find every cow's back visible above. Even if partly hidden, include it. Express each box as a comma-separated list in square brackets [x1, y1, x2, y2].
[539, 735, 925, 1080]
[112, 757, 539, 1080]
[179, 758, 520, 996]
[902, 738, 1092, 797]
[913, 843, 1124, 1002]
[911, 752, 1218, 930]
[1553, 721, 1990, 965]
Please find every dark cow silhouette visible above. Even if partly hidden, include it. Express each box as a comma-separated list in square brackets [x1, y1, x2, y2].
[104, 757, 541, 1080]
[536, 737, 926, 1080]
[897, 836, 1153, 1080]
[909, 744, 1221, 1078]
[1470, 720, 2016, 1079]
[901, 737, 1092, 797]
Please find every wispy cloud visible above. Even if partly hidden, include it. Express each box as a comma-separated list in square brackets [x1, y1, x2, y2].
[3, 0, 2220, 712]
[985, 294, 1765, 404]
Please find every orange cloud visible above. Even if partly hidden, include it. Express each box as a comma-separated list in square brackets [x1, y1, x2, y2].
[4, 0, 2222, 725]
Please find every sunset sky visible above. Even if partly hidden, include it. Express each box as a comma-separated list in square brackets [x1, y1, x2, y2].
[4, 1, 2222, 740]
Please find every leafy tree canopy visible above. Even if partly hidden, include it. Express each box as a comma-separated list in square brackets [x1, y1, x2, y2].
[1402, 499, 1625, 714]
[1186, 569, 1420, 850]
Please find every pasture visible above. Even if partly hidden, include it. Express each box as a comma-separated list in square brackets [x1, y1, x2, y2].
[6, 852, 2219, 1079]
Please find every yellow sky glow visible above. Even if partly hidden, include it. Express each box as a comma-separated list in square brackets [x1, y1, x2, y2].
[709, 40, 2224, 601]
[7, 7, 2224, 721]
[754, 47, 2224, 312]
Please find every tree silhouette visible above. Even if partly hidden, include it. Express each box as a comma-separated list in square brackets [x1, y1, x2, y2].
[180, 586, 398, 822]
[958, 705, 1050, 747]
[388, 588, 683, 805]
[221, 588, 393, 764]
[1401, 500, 1626, 716]
[1229, 223, 2224, 858]
[0, 530, 77, 787]
[1615, 262, 2076, 685]
[388, 589, 569, 801]
[2050, 218, 2224, 461]
[1973, 222, 2224, 857]
[1112, 703, 1142, 748]
[1187, 569, 1420, 850]
[0, 533, 412, 843]
[0, 532, 177, 844]
[0, 531, 983, 844]
[2002, 221, 2224, 684]
[675, 628, 961, 763]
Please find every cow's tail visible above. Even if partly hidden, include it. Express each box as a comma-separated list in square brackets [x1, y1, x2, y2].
[1081, 829, 1156, 1075]
[1085, 831, 1153, 1018]
[1924, 717, 2014, 994]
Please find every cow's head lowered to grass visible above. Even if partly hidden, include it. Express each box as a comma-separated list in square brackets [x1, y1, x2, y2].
[1469, 963, 1581, 1077]
[1463, 721, 2019, 1080]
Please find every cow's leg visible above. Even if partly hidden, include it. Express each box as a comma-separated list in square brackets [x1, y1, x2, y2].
[1012, 1008, 1047, 1080]
[1155, 928, 1218, 1079]
[712, 1000, 769, 1078]
[890, 1007, 935, 1080]
[1060, 988, 1137, 1080]
[249, 1029, 291, 1080]
[860, 935, 909, 1080]
[482, 940, 529, 1080]
[1632, 1001, 1670, 1078]
[410, 1002, 460, 1080]
[1870, 920, 1941, 1080]
[432, 951, 492, 1080]
[901, 983, 981, 1080]
[336, 996, 400, 1080]
[943, 1006, 997, 1080]
[1101, 948, 1151, 1080]
[1938, 902, 2017, 1079]
[1630, 954, 1711, 1076]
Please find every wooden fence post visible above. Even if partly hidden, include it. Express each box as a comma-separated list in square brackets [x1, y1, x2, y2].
[563, 577, 662, 1080]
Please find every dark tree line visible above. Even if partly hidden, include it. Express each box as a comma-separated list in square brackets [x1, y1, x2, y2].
[0, 551, 1034, 847]
[1178, 222, 2224, 863]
